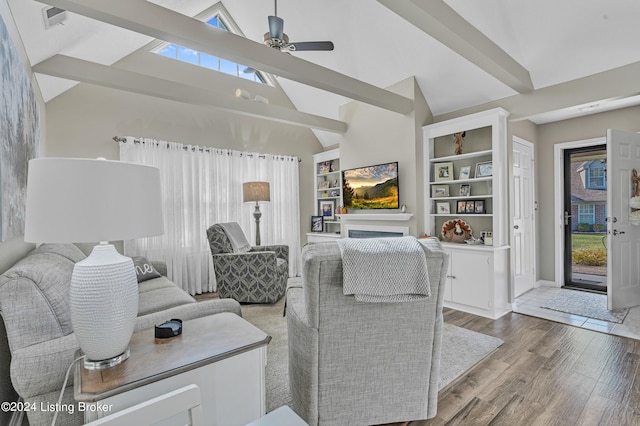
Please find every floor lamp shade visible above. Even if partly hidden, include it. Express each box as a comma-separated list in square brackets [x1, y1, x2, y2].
[24, 158, 164, 368]
[243, 181, 270, 203]
[243, 182, 270, 246]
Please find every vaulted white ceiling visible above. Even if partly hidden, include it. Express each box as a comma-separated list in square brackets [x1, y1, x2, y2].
[7, 0, 640, 146]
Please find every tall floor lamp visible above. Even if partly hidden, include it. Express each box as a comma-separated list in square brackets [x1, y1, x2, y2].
[24, 158, 163, 370]
[243, 181, 270, 246]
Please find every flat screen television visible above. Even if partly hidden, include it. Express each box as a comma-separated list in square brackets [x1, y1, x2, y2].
[342, 162, 399, 209]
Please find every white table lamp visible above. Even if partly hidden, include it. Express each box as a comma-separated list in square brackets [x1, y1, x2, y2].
[243, 182, 270, 246]
[24, 158, 163, 370]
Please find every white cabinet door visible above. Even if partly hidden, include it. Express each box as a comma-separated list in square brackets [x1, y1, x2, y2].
[450, 251, 491, 309]
[443, 261, 453, 302]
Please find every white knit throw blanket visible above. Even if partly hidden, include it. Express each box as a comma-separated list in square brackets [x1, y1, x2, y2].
[336, 236, 431, 303]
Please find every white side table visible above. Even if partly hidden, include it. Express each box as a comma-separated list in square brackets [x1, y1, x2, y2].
[74, 313, 270, 426]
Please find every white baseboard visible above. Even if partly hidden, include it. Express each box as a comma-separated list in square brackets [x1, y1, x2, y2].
[536, 280, 558, 288]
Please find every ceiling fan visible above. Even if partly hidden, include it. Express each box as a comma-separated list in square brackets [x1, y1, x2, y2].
[263, 0, 334, 53]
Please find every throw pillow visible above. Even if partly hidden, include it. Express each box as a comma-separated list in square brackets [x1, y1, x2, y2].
[132, 256, 162, 283]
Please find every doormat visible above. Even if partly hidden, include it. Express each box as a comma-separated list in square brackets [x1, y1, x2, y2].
[541, 290, 628, 323]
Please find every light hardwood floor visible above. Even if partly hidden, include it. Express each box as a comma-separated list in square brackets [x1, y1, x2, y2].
[196, 293, 639, 425]
[393, 308, 640, 426]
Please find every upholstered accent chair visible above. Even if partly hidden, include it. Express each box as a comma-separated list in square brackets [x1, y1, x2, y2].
[286, 238, 448, 425]
[206, 223, 289, 303]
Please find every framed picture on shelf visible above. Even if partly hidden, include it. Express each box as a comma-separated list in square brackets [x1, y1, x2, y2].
[319, 199, 335, 221]
[436, 202, 450, 214]
[474, 200, 485, 214]
[456, 200, 466, 214]
[459, 184, 470, 196]
[434, 162, 454, 182]
[318, 181, 330, 189]
[319, 161, 333, 174]
[432, 184, 450, 197]
[481, 230, 493, 245]
[459, 166, 471, 180]
[475, 161, 493, 177]
[311, 216, 324, 232]
[465, 201, 475, 213]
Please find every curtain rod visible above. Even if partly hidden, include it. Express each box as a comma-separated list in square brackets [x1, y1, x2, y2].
[113, 136, 301, 162]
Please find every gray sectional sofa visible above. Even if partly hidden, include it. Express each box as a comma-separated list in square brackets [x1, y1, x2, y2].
[0, 243, 241, 426]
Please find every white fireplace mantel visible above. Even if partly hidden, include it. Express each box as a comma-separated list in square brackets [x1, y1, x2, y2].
[336, 213, 413, 221]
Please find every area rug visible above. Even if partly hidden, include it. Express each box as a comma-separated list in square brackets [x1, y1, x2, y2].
[242, 299, 503, 412]
[541, 290, 628, 323]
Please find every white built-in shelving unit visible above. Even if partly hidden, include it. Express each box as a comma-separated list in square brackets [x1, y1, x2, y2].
[307, 149, 342, 243]
[423, 108, 511, 319]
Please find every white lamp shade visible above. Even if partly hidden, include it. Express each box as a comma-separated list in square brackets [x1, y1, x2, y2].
[24, 158, 164, 243]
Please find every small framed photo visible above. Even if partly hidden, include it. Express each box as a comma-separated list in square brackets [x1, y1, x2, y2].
[459, 184, 471, 197]
[432, 184, 450, 197]
[481, 230, 493, 245]
[465, 201, 475, 213]
[319, 199, 335, 221]
[434, 162, 454, 182]
[457, 200, 466, 214]
[319, 161, 333, 174]
[436, 202, 450, 214]
[459, 166, 471, 180]
[318, 181, 330, 189]
[474, 200, 485, 214]
[475, 161, 493, 178]
[311, 216, 324, 232]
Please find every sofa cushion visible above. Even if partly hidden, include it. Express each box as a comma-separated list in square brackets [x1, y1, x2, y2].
[137, 276, 195, 316]
[32, 243, 86, 263]
[0, 250, 77, 351]
[132, 256, 162, 282]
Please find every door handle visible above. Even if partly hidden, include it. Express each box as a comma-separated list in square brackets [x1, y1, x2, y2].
[514, 225, 519, 230]
[564, 211, 572, 226]
[613, 230, 625, 236]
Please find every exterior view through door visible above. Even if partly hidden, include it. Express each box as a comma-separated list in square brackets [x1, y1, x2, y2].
[563, 145, 607, 293]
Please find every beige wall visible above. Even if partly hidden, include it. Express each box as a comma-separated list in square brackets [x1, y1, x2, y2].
[338, 77, 430, 236]
[531, 105, 640, 282]
[44, 50, 324, 247]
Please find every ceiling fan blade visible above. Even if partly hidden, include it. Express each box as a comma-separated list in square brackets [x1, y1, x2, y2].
[268, 15, 284, 40]
[287, 41, 334, 52]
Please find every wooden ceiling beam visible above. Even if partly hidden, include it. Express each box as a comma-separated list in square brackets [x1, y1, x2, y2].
[36, 0, 414, 115]
[379, 0, 534, 94]
[33, 55, 349, 134]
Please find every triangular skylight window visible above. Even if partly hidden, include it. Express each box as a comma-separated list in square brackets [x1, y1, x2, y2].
[154, 5, 270, 85]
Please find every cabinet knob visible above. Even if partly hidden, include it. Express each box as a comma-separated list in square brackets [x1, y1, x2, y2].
[514, 225, 519, 229]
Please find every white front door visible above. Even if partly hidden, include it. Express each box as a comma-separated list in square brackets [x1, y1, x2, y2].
[607, 129, 640, 309]
[512, 138, 536, 297]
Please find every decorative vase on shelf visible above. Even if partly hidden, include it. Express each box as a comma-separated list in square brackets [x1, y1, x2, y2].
[401, 204, 407, 213]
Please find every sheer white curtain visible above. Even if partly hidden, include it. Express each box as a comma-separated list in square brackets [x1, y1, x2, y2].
[120, 137, 300, 295]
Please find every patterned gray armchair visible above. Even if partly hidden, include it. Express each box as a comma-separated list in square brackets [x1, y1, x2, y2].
[206, 223, 289, 303]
